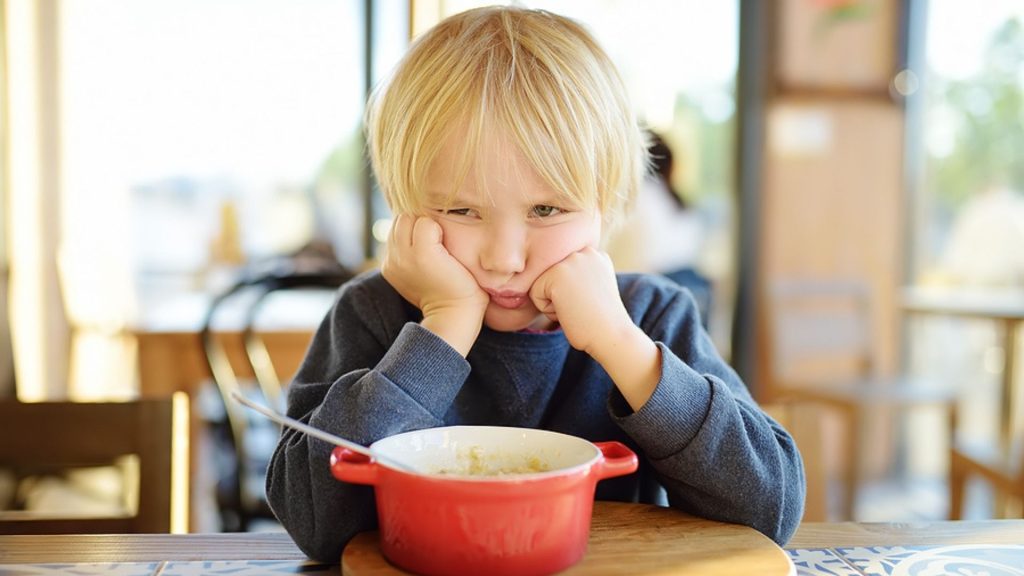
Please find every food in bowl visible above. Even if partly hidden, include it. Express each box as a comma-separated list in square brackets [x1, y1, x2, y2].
[330, 425, 638, 576]
[431, 445, 551, 476]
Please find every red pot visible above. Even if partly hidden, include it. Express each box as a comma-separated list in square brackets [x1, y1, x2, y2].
[330, 425, 637, 576]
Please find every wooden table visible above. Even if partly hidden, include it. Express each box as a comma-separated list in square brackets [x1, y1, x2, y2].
[4, 508, 1024, 575]
[790, 518, 1024, 548]
[132, 289, 332, 400]
[901, 286, 1024, 452]
[788, 519, 1024, 575]
[134, 328, 315, 398]
[0, 502, 794, 576]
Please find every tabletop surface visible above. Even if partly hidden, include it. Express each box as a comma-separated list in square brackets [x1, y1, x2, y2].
[4, 512, 1024, 576]
[131, 288, 336, 333]
[788, 519, 1024, 576]
[902, 285, 1024, 319]
[0, 502, 795, 576]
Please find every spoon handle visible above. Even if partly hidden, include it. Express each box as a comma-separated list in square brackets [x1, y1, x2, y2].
[230, 390, 416, 473]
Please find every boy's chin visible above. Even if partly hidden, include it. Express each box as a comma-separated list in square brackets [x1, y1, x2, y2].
[482, 308, 551, 333]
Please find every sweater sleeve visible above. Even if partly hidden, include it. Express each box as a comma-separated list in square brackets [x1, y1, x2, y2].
[265, 276, 470, 562]
[609, 276, 806, 546]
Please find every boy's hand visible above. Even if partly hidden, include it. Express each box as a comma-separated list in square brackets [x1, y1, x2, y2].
[529, 247, 662, 412]
[528, 247, 632, 356]
[381, 214, 487, 355]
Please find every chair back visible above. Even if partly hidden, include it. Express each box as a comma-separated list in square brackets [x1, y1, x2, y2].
[0, 395, 187, 534]
[200, 247, 353, 531]
[766, 279, 875, 391]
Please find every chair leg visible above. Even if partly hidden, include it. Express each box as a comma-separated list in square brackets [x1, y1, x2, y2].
[842, 406, 861, 521]
[947, 403, 963, 520]
[949, 451, 965, 520]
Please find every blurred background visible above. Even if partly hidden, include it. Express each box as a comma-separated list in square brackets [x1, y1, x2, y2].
[2, 0, 1023, 533]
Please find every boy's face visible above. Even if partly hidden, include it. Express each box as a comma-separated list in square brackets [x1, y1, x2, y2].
[424, 131, 602, 332]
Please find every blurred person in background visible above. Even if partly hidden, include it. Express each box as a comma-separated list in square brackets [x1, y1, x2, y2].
[606, 131, 706, 276]
[607, 131, 711, 325]
[939, 184, 1024, 287]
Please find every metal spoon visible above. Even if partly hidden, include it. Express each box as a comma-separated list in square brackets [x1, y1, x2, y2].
[230, 390, 419, 473]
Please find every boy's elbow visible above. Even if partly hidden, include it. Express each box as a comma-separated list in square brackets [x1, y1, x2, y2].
[766, 471, 805, 546]
[265, 470, 342, 563]
[295, 533, 347, 564]
[747, 494, 802, 547]
[768, 506, 801, 547]
[269, 496, 348, 563]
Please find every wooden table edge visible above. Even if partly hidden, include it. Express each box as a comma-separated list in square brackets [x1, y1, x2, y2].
[788, 519, 1024, 549]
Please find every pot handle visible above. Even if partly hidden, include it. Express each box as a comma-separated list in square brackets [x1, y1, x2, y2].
[593, 441, 639, 480]
[330, 446, 380, 486]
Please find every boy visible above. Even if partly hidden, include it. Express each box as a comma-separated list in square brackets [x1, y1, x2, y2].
[267, 6, 805, 562]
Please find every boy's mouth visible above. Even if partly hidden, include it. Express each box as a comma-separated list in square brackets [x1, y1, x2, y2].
[485, 289, 528, 310]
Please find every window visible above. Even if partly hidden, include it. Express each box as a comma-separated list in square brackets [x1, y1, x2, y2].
[46, 0, 412, 397]
[910, 1, 1024, 285]
[906, 1, 1024, 453]
[60, 0, 371, 301]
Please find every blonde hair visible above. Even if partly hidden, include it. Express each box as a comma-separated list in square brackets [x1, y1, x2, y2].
[365, 6, 647, 229]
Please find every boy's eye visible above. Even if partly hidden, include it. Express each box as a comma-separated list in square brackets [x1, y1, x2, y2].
[530, 205, 564, 218]
[438, 208, 478, 217]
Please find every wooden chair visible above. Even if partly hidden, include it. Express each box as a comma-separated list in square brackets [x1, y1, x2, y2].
[0, 394, 188, 534]
[763, 279, 958, 520]
[200, 263, 351, 531]
[949, 435, 1024, 519]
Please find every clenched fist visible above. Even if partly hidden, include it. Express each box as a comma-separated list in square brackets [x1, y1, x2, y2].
[381, 214, 488, 355]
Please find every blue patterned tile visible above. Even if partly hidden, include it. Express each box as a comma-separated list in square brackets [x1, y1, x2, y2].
[161, 560, 335, 575]
[0, 563, 159, 575]
[787, 548, 861, 576]
[837, 544, 1024, 576]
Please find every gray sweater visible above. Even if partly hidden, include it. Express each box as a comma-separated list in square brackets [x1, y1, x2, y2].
[266, 270, 805, 562]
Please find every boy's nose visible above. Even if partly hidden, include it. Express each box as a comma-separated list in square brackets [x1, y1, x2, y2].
[480, 224, 526, 275]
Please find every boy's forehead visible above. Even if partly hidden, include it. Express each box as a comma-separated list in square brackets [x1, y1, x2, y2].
[425, 120, 589, 209]
[429, 132, 541, 189]
[436, 123, 517, 165]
